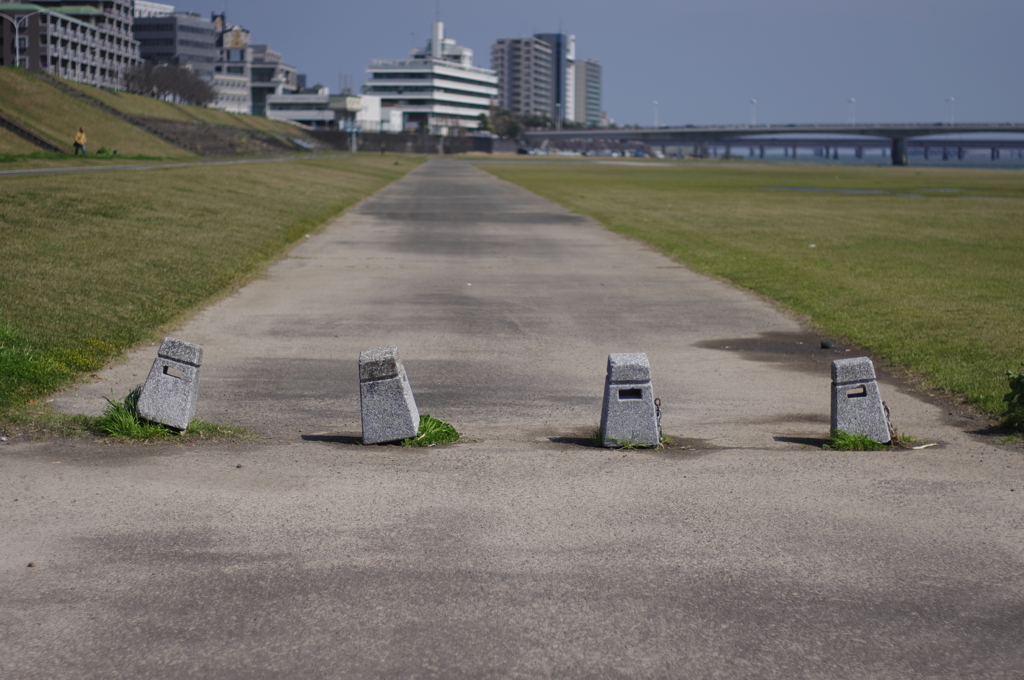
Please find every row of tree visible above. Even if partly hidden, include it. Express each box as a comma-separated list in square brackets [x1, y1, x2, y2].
[123, 63, 217, 106]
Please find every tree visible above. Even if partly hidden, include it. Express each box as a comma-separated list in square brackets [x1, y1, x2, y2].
[125, 63, 217, 106]
[476, 113, 494, 133]
[490, 107, 522, 139]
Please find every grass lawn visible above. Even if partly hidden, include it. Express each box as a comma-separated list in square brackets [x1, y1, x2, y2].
[0, 67, 189, 158]
[479, 160, 1024, 418]
[0, 154, 423, 413]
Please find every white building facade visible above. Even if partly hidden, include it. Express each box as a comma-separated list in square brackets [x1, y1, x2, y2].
[363, 21, 497, 134]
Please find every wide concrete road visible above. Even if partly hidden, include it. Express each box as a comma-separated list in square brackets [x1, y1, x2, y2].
[5, 159, 1023, 678]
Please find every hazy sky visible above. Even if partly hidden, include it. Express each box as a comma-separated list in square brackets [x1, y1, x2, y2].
[186, 0, 1021, 126]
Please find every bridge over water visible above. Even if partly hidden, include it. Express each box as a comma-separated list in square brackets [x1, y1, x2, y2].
[523, 123, 1024, 165]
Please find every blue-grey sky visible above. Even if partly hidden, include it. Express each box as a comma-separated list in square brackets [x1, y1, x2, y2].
[194, 1, 1021, 126]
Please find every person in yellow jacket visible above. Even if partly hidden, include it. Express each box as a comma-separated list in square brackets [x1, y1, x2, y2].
[73, 127, 87, 156]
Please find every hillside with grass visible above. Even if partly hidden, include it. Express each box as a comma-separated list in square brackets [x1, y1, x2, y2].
[0, 126, 43, 155]
[57, 75, 321, 152]
[0, 67, 189, 158]
[0, 67, 322, 158]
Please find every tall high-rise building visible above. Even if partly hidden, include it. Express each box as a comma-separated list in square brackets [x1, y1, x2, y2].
[534, 33, 574, 125]
[363, 21, 498, 133]
[490, 37, 552, 120]
[573, 59, 601, 126]
[0, 0, 139, 88]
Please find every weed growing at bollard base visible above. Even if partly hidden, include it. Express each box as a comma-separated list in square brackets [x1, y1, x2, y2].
[401, 415, 460, 447]
[822, 430, 890, 451]
[92, 385, 252, 442]
[823, 430, 919, 451]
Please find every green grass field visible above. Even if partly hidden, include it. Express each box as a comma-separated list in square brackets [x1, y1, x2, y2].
[0, 68, 189, 157]
[0, 154, 423, 412]
[480, 160, 1024, 418]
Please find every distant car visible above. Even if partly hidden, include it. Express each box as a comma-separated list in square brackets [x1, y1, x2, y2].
[517, 147, 532, 155]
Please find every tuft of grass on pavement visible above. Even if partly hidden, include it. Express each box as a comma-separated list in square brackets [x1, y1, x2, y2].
[822, 430, 890, 451]
[89, 385, 252, 442]
[401, 415, 461, 447]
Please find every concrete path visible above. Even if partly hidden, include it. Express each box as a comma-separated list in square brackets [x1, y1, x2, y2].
[4, 159, 1022, 678]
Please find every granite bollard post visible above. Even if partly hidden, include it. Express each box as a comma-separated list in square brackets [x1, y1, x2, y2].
[600, 352, 660, 448]
[830, 357, 891, 443]
[136, 337, 203, 431]
[359, 346, 420, 445]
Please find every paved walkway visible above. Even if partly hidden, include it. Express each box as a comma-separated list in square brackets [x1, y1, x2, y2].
[4, 160, 1022, 678]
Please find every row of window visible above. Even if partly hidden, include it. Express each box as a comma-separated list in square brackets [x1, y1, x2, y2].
[370, 71, 495, 89]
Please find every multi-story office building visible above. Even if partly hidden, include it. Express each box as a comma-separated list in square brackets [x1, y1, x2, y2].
[573, 58, 601, 126]
[249, 44, 296, 117]
[490, 37, 552, 120]
[210, 16, 251, 113]
[534, 32, 574, 125]
[0, 0, 139, 88]
[209, 14, 295, 116]
[363, 21, 498, 134]
[132, 5, 217, 80]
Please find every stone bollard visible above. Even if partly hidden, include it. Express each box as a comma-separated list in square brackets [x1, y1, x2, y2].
[600, 352, 660, 448]
[830, 357, 891, 444]
[359, 346, 420, 445]
[137, 337, 203, 431]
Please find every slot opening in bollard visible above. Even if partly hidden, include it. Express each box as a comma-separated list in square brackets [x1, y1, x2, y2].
[619, 388, 643, 400]
[164, 366, 185, 379]
[846, 385, 867, 398]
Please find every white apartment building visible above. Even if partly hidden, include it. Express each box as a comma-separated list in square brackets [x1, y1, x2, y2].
[363, 21, 498, 134]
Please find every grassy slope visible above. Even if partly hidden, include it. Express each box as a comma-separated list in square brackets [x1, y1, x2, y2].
[0, 154, 423, 410]
[0, 68, 188, 157]
[57, 77, 306, 136]
[0, 127, 43, 154]
[59, 79, 196, 121]
[481, 161, 1024, 416]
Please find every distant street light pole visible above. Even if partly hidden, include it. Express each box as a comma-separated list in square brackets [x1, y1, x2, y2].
[0, 10, 42, 69]
[750, 99, 757, 126]
[848, 98, 856, 125]
[946, 97, 955, 125]
[653, 101, 659, 128]
[555, 102, 562, 131]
